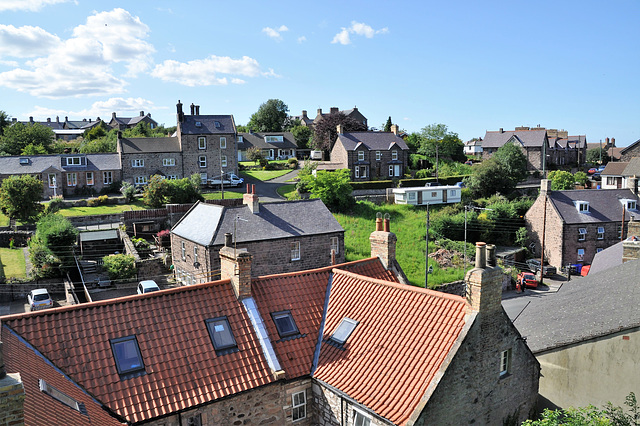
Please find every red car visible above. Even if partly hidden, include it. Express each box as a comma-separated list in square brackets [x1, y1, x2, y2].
[517, 272, 538, 289]
[587, 168, 597, 174]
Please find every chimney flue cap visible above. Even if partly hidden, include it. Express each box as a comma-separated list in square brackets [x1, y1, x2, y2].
[225, 233, 233, 247]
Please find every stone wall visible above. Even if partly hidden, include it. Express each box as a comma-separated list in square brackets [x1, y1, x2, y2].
[313, 382, 392, 425]
[621, 144, 640, 162]
[0, 372, 25, 425]
[120, 150, 183, 184]
[563, 222, 624, 266]
[0, 231, 31, 248]
[181, 133, 238, 181]
[525, 193, 565, 268]
[67, 213, 123, 227]
[146, 379, 314, 426]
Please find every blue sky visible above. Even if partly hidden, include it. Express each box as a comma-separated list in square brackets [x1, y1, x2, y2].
[1, 0, 639, 145]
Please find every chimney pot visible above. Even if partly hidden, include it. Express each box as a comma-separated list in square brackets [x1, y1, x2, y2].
[190, 103, 195, 115]
[383, 218, 390, 233]
[612, 137, 616, 146]
[375, 217, 383, 232]
[65, 116, 68, 122]
[499, 128, 503, 133]
[225, 233, 233, 247]
[140, 110, 144, 117]
[195, 105, 200, 115]
[475, 242, 487, 269]
[302, 110, 307, 118]
[486, 244, 496, 267]
[252, 184, 256, 194]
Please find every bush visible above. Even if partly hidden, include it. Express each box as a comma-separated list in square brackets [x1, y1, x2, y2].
[100, 180, 122, 195]
[44, 195, 65, 215]
[120, 182, 137, 203]
[288, 158, 298, 169]
[132, 237, 150, 250]
[28, 238, 61, 278]
[259, 158, 269, 168]
[102, 254, 137, 281]
[35, 214, 78, 267]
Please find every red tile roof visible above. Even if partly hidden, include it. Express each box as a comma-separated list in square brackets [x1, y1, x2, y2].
[2, 280, 275, 424]
[313, 269, 469, 425]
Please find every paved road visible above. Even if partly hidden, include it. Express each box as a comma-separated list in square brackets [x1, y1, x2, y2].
[241, 168, 301, 203]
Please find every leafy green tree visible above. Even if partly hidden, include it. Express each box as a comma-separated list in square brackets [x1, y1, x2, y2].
[247, 99, 289, 132]
[0, 174, 44, 222]
[246, 146, 263, 164]
[21, 143, 49, 155]
[0, 110, 10, 136]
[547, 170, 576, 190]
[523, 406, 611, 425]
[312, 112, 368, 152]
[574, 171, 588, 186]
[465, 157, 520, 198]
[604, 392, 640, 426]
[418, 124, 465, 162]
[285, 117, 301, 131]
[515, 227, 529, 247]
[384, 116, 392, 132]
[165, 176, 203, 204]
[34, 213, 78, 267]
[300, 169, 354, 212]
[142, 175, 169, 208]
[83, 122, 108, 141]
[78, 138, 116, 153]
[236, 124, 249, 133]
[587, 147, 610, 164]
[102, 254, 137, 280]
[120, 181, 137, 203]
[291, 125, 312, 149]
[0, 122, 54, 155]
[492, 142, 528, 184]
[405, 133, 424, 154]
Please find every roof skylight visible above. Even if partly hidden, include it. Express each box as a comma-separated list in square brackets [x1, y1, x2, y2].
[39, 379, 87, 415]
[215, 121, 221, 128]
[330, 318, 359, 345]
[271, 311, 299, 338]
[110, 336, 145, 375]
[206, 317, 237, 352]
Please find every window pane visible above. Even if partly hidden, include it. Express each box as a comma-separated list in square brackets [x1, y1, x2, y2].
[206, 318, 237, 350]
[112, 337, 144, 373]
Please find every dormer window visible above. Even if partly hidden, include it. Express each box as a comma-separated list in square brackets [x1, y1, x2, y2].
[330, 317, 358, 345]
[575, 201, 589, 213]
[629, 201, 636, 210]
[238, 135, 244, 143]
[214, 121, 221, 128]
[265, 135, 283, 143]
[66, 156, 81, 166]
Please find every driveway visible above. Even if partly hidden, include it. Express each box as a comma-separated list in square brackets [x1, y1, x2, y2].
[241, 168, 300, 203]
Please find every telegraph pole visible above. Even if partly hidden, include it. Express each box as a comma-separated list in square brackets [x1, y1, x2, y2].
[425, 204, 430, 288]
[539, 194, 547, 286]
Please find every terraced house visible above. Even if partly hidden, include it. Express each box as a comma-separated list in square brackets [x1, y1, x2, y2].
[1, 222, 539, 425]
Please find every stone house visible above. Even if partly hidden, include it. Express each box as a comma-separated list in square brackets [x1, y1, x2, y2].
[1, 220, 539, 425]
[505, 228, 640, 410]
[237, 131, 297, 161]
[108, 110, 158, 130]
[117, 135, 183, 186]
[290, 109, 315, 127]
[11, 115, 104, 141]
[312, 106, 368, 128]
[525, 179, 640, 268]
[463, 138, 482, 156]
[176, 101, 238, 184]
[0, 153, 121, 199]
[330, 125, 409, 181]
[170, 188, 346, 284]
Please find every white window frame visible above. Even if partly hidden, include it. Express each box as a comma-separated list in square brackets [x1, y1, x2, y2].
[292, 391, 306, 421]
[629, 201, 637, 210]
[375, 151, 381, 161]
[618, 224, 623, 239]
[198, 137, 206, 149]
[577, 248, 585, 261]
[200, 173, 207, 184]
[181, 241, 186, 261]
[408, 192, 416, 201]
[331, 237, 339, 255]
[355, 167, 360, 179]
[450, 189, 456, 196]
[500, 348, 512, 377]
[389, 165, 394, 177]
[238, 135, 243, 143]
[353, 408, 372, 426]
[48, 174, 56, 188]
[86, 172, 94, 186]
[357, 151, 365, 161]
[392, 150, 398, 160]
[132, 159, 144, 168]
[66, 156, 81, 166]
[597, 227, 605, 240]
[578, 228, 587, 241]
[291, 241, 300, 261]
[103, 171, 113, 184]
[194, 246, 198, 264]
[163, 158, 176, 167]
[220, 137, 226, 149]
[199, 156, 207, 168]
[221, 155, 227, 168]
[134, 176, 147, 185]
[67, 173, 77, 187]
[607, 176, 616, 185]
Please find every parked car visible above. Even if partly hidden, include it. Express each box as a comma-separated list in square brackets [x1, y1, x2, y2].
[207, 173, 244, 188]
[137, 280, 160, 294]
[27, 288, 53, 311]
[517, 272, 538, 289]
[587, 168, 597, 174]
[526, 259, 557, 276]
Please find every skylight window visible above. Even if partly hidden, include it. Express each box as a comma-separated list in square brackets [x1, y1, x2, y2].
[195, 121, 202, 127]
[206, 317, 237, 351]
[110, 336, 145, 375]
[330, 318, 358, 345]
[39, 379, 87, 415]
[19, 158, 29, 164]
[271, 311, 299, 338]
[215, 121, 221, 128]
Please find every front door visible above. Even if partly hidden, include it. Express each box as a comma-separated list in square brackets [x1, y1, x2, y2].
[442, 189, 447, 203]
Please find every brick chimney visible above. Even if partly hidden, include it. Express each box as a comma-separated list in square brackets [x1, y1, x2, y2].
[330, 107, 339, 114]
[302, 110, 308, 118]
[0, 341, 25, 425]
[176, 100, 184, 122]
[243, 184, 259, 214]
[627, 176, 638, 196]
[623, 220, 640, 262]
[390, 124, 399, 135]
[370, 216, 397, 270]
[465, 242, 503, 314]
[540, 179, 551, 198]
[140, 110, 144, 117]
[220, 233, 253, 299]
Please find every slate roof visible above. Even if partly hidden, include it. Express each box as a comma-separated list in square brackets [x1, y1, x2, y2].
[588, 241, 623, 275]
[602, 161, 629, 176]
[0, 153, 120, 175]
[620, 139, 640, 155]
[622, 157, 640, 177]
[18, 119, 65, 130]
[482, 129, 547, 149]
[119, 137, 180, 154]
[238, 132, 297, 150]
[507, 258, 640, 353]
[336, 132, 409, 151]
[171, 199, 344, 246]
[180, 115, 236, 135]
[313, 269, 469, 425]
[85, 153, 121, 170]
[547, 188, 640, 224]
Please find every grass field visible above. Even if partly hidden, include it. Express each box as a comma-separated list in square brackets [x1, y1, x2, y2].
[202, 191, 244, 200]
[240, 169, 294, 181]
[0, 247, 27, 280]
[277, 184, 296, 199]
[334, 201, 468, 288]
[56, 201, 147, 217]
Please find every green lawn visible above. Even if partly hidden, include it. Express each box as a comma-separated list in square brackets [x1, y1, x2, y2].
[202, 191, 244, 200]
[277, 184, 297, 199]
[240, 169, 294, 181]
[334, 201, 468, 288]
[240, 159, 291, 167]
[56, 201, 147, 217]
[0, 247, 27, 280]
[0, 213, 9, 227]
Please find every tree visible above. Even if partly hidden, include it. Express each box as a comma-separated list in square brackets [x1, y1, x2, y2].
[0, 174, 44, 222]
[299, 169, 354, 212]
[165, 176, 203, 204]
[83, 123, 108, 141]
[574, 171, 588, 186]
[0, 110, 10, 136]
[78, 138, 116, 153]
[465, 158, 515, 198]
[523, 406, 611, 425]
[291, 125, 312, 149]
[418, 124, 465, 162]
[405, 132, 424, 154]
[587, 147, 610, 164]
[246, 146, 264, 164]
[142, 175, 169, 208]
[384, 116, 392, 132]
[0, 122, 54, 155]
[102, 254, 137, 280]
[547, 170, 576, 190]
[34, 213, 78, 267]
[120, 182, 137, 203]
[492, 143, 528, 184]
[312, 112, 368, 152]
[604, 392, 639, 426]
[247, 99, 289, 132]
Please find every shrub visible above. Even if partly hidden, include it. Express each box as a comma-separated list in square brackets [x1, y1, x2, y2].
[44, 195, 65, 215]
[259, 158, 269, 168]
[132, 237, 150, 250]
[120, 182, 137, 203]
[35, 214, 78, 267]
[102, 254, 137, 280]
[28, 238, 61, 278]
[100, 180, 122, 195]
[288, 158, 298, 169]
[87, 197, 100, 207]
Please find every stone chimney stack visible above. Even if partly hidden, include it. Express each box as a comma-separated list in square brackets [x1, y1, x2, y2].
[56, 116, 59, 123]
[465, 242, 503, 314]
[176, 100, 184, 122]
[540, 179, 551, 198]
[46, 117, 51, 122]
[140, 111, 144, 117]
[612, 137, 616, 147]
[370, 216, 397, 270]
[29, 116, 33, 123]
[220, 234, 253, 300]
[302, 110, 308, 118]
[190, 103, 195, 115]
[499, 128, 504, 133]
[317, 108, 322, 116]
[111, 112, 116, 120]
[623, 220, 640, 263]
[627, 176, 638, 196]
[390, 124, 399, 135]
[606, 137, 610, 146]
[195, 105, 200, 115]
[330, 107, 339, 114]
[0, 341, 25, 425]
[243, 184, 259, 214]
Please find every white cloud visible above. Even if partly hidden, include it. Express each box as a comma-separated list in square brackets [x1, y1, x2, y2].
[331, 21, 389, 45]
[262, 25, 289, 41]
[0, 0, 73, 12]
[0, 8, 154, 98]
[151, 55, 269, 86]
[28, 97, 161, 121]
[0, 59, 19, 67]
[0, 25, 62, 58]
[297, 36, 307, 44]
